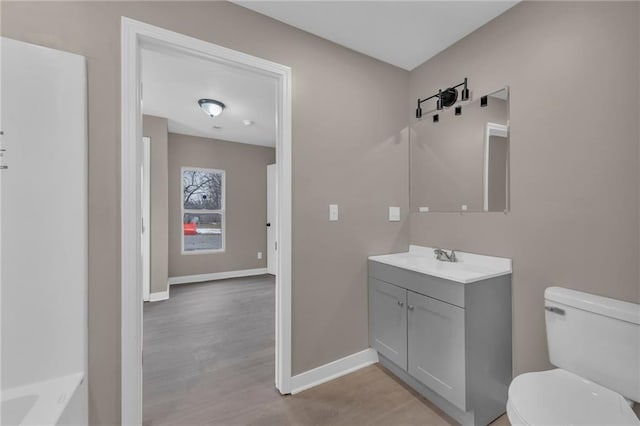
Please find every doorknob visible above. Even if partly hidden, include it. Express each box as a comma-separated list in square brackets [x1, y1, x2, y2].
[266, 222, 271, 227]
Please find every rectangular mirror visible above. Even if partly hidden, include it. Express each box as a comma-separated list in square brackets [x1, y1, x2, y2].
[410, 87, 509, 212]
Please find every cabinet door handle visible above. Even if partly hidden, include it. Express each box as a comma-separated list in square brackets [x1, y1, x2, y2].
[397, 300, 404, 307]
[407, 305, 414, 311]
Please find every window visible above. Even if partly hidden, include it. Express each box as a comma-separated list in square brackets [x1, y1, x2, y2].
[181, 167, 225, 253]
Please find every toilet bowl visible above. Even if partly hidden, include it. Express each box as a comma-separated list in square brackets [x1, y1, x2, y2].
[507, 287, 640, 426]
[507, 369, 639, 425]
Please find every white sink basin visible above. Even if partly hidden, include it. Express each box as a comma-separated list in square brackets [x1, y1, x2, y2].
[369, 245, 511, 284]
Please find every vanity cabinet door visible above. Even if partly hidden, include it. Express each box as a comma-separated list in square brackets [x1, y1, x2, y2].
[407, 291, 466, 410]
[369, 278, 407, 370]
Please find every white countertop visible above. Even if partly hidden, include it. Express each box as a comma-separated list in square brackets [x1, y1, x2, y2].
[369, 245, 512, 284]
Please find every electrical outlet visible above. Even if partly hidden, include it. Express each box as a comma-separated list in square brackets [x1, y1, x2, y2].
[257, 252, 262, 260]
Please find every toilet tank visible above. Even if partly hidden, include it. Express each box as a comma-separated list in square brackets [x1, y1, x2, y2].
[545, 287, 640, 402]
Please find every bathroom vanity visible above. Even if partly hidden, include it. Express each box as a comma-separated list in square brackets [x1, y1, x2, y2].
[368, 245, 512, 425]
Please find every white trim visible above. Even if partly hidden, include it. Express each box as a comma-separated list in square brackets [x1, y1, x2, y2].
[148, 290, 169, 302]
[168, 268, 268, 286]
[121, 17, 293, 425]
[180, 166, 226, 254]
[290, 349, 379, 394]
[142, 137, 151, 302]
[121, 18, 143, 426]
[266, 164, 277, 275]
[483, 122, 509, 212]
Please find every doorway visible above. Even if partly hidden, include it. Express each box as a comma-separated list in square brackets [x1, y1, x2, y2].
[121, 18, 292, 424]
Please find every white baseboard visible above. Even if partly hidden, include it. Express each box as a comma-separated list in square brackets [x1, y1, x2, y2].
[168, 268, 268, 286]
[290, 348, 379, 394]
[149, 290, 169, 302]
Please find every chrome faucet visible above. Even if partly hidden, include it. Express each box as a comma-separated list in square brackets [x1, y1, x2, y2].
[434, 248, 457, 262]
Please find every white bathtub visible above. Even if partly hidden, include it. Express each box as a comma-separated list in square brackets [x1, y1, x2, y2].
[1, 372, 84, 426]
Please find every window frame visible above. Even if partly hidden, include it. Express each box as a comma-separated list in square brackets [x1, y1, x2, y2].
[180, 166, 226, 255]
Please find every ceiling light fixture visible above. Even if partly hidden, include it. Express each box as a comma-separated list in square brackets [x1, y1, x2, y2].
[416, 78, 469, 118]
[198, 98, 225, 117]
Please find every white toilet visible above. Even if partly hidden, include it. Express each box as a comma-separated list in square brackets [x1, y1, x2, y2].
[507, 287, 640, 425]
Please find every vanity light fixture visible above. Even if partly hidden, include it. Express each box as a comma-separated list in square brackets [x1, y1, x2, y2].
[198, 98, 225, 117]
[416, 78, 470, 118]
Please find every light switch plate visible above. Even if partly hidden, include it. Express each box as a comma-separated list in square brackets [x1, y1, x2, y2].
[329, 204, 339, 221]
[389, 206, 400, 221]
[419, 207, 429, 213]
[257, 252, 262, 259]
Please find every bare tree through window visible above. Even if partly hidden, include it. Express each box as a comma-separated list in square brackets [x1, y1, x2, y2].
[182, 168, 225, 252]
[183, 169, 223, 210]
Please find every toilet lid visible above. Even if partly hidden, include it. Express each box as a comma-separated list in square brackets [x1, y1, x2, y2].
[509, 369, 640, 425]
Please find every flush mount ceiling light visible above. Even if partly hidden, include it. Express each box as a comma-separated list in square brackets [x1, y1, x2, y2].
[198, 98, 225, 117]
[416, 78, 470, 118]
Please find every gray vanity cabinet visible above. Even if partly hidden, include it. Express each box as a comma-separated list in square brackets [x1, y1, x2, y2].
[407, 291, 466, 410]
[368, 259, 512, 426]
[369, 278, 407, 369]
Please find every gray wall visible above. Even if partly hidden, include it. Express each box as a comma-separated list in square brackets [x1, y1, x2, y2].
[143, 115, 169, 294]
[408, 1, 640, 377]
[168, 133, 275, 277]
[0, 2, 409, 422]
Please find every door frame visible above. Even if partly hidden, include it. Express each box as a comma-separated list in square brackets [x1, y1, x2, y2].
[483, 122, 509, 211]
[142, 136, 151, 302]
[121, 17, 293, 425]
[266, 164, 277, 275]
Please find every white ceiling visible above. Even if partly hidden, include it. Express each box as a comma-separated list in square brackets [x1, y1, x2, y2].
[141, 48, 277, 147]
[235, 1, 518, 71]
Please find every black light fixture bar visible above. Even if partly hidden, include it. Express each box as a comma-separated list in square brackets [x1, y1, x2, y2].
[416, 78, 469, 119]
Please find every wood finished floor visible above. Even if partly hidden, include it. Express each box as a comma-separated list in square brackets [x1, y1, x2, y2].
[143, 275, 509, 426]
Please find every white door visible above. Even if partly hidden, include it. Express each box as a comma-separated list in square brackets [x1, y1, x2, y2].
[266, 164, 277, 275]
[1, 37, 88, 423]
[142, 137, 151, 302]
